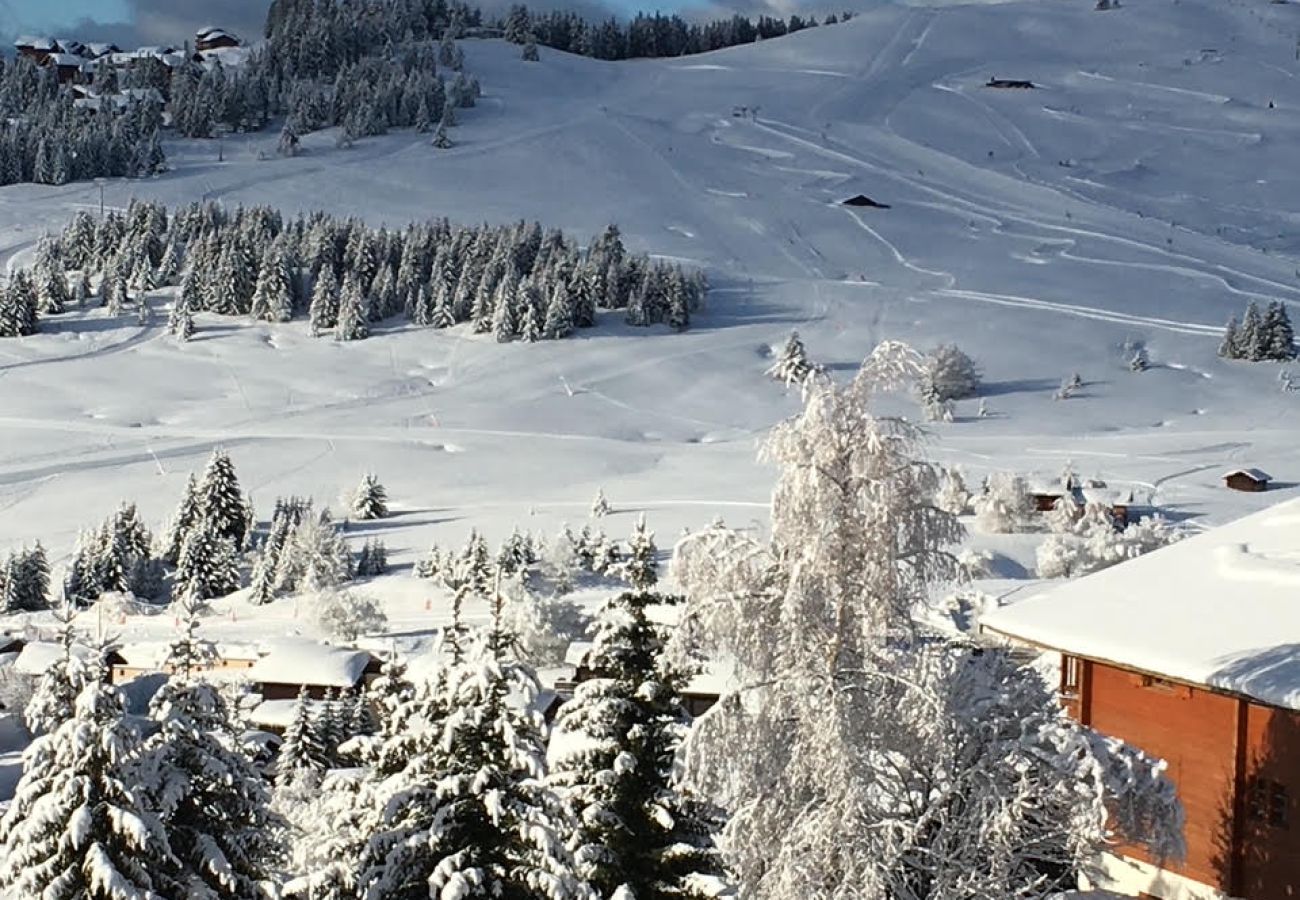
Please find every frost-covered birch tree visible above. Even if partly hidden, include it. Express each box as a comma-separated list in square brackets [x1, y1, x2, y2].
[668, 341, 1183, 900]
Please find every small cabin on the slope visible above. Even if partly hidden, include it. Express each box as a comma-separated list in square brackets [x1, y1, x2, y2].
[986, 77, 1036, 89]
[842, 194, 891, 209]
[1225, 468, 1271, 493]
[14, 36, 58, 64]
[982, 497, 1300, 900]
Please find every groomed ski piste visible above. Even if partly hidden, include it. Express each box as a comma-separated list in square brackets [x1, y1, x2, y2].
[0, 0, 1297, 763]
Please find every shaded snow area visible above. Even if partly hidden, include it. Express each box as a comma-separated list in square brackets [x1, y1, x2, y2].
[1, 0, 1299, 672]
[984, 498, 1300, 711]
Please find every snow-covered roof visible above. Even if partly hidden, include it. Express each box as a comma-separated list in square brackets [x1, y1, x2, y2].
[47, 53, 83, 67]
[981, 498, 1300, 711]
[12, 641, 94, 675]
[55, 40, 86, 56]
[1224, 468, 1271, 482]
[246, 640, 373, 688]
[248, 698, 324, 729]
[196, 27, 239, 43]
[1079, 486, 1134, 506]
[115, 642, 172, 669]
[564, 640, 592, 667]
[85, 43, 119, 57]
[15, 36, 56, 51]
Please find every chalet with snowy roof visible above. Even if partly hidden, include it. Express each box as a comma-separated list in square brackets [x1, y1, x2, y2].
[1225, 468, 1272, 493]
[195, 27, 242, 53]
[246, 640, 381, 701]
[84, 43, 121, 59]
[14, 36, 58, 63]
[45, 53, 87, 84]
[981, 497, 1300, 900]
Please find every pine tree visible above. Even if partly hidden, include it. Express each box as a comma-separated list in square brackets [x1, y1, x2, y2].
[522, 35, 541, 61]
[1, 543, 49, 612]
[544, 281, 574, 338]
[140, 601, 285, 898]
[622, 514, 658, 589]
[165, 472, 202, 564]
[550, 587, 721, 898]
[197, 448, 248, 549]
[277, 686, 329, 788]
[1240, 301, 1265, 360]
[1264, 301, 1296, 361]
[591, 487, 611, 518]
[175, 515, 240, 601]
[351, 473, 388, 520]
[767, 331, 813, 386]
[335, 275, 368, 341]
[250, 246, 294, 323]
[1219, 316, 1241, 359]
[309, 266, 340, 335]
[0, 665, 182, 898]
[356, 630, 587, 900]
[23, 609, 88, 737]
[431, 119, 453, 150]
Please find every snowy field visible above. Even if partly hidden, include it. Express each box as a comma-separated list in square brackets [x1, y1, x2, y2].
[1, 0, 1299, 645]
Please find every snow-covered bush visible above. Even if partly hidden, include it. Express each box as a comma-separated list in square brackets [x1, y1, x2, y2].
[957, 547, 994, 579]
[500, 577, 589, 666]
[314, 588, 388, 642]
[919, 343, 981, 403]
[1036, 531, 1085, 579]
[973, 472, 1032, 533]
[937, 467, 972, 515]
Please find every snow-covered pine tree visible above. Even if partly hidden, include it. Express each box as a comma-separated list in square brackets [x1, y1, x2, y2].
[766, 331, 813, 387]
[23, 608, 88, 737]
[1, 543, 50, 612]
[549, 585, 721, 897]
[936, 467, 971, 516]
[250, 246, 294, 323]
[1240, 301, 1265, 360]
[164, 472, 202, 564]
[278, 121, 300, 157]
[175, 515, 240, 601]
[309, 265, 340, 336]
[355, 628, 588, 900]
[0, 656, 182, 898]
[622, 514, 658, 589]
[277, 686, 329, 789]
[668, 341, 1182, 897]
[544, 281, 575, 339]
[522, 35, 540, 61]
[335, 274, 369, 341]
[140, 599, 284, 898]
[196, 448, 248, 549]
[1264, 300, 1296, 361]
[350, 473, 388, 520]
[590, 487, 611, 519]
[1218, 316, 1240, 359]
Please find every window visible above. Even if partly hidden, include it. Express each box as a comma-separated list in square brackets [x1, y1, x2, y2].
[1061, 655, 1081, 696]
[1247, 777, 1289, 830]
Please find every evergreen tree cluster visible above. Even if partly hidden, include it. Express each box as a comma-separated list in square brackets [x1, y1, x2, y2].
[166, 450, 251, 601]
[276, 684, 373, 787]
[248, 499, 354, 604]
[501, 1, 849, 61]
[0, 54, 165, 187]
[16, 201, 705, 343]
[1219, 300, 1296, 361]
[64, 502, 163, 605]
[0, 544, 50, 612]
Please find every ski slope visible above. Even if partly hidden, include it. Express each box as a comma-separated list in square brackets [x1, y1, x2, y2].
[0, 0, 1298, 641]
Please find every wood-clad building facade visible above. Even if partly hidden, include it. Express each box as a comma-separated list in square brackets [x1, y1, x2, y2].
[1056, 654, 1300, 898]
[982, 497, 1300, 900]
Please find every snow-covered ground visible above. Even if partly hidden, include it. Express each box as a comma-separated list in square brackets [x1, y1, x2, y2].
[0, 0, 1298, 648]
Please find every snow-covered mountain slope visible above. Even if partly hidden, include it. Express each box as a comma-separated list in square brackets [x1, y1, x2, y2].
[1, 0, 1298, 600]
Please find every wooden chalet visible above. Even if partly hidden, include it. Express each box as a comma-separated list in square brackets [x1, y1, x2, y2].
[1225, 468, 1271, 493]
[195, 27, 241, 53]
[14, 36, 58, 64]
[982, 498, 1300, 900]
[246, 640, 381, 701]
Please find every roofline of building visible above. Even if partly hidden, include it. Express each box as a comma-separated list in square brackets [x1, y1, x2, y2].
[980, 620, 1295, 713]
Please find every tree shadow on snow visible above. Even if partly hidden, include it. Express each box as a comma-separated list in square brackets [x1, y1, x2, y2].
[979, 378, 1062, 397]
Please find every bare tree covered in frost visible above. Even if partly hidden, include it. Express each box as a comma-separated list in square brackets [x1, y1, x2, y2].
[668, 341, 1183, 899]
[973, 471, 1032, 533]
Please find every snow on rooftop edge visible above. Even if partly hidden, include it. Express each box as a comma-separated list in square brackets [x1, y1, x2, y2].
[981, 497, 1300, 711]
[245, 640, 372, 688]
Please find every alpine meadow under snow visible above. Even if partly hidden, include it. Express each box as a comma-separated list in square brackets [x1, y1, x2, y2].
[0, 0, 1299, 895]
